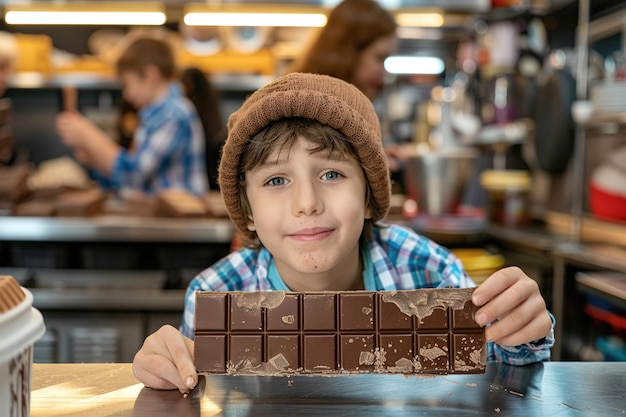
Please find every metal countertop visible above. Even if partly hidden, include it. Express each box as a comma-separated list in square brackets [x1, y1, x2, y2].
[31, 361, 626, 416]
[0, 216, 235, 243]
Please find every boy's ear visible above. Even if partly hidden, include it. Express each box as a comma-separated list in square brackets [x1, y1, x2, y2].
[364, 204, 372, 220]
[247, 216, 256, 232]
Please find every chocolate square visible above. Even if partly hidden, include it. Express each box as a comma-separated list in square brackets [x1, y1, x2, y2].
[196, 292, 227, 331]
[230, 335, 262, 367]
[230, 294, 263, 331]
[340, 335, 375, 372]
[339, 293, 374, 331]
[266, 294, 299, 331]
[302, 293, 336, 331]
[303, 335, 337, 372]
[267, 335, 300, 371]
[194, 335, 226, 373]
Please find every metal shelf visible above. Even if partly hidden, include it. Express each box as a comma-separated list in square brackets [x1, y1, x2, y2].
[0, 216, 234, 243]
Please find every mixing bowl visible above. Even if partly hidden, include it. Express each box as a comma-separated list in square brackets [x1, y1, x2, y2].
[402, 147, 477, 216]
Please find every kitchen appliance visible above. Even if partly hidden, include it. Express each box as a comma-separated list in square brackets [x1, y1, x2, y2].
[403, 146, 477, 216]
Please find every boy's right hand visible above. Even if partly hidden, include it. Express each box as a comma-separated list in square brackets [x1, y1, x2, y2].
[132, 325, 197, 394]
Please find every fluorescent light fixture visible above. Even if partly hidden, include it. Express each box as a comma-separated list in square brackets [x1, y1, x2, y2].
[183, 5, 327, 28]
[395, 12, 444, 28]
[384, 56, 445, 75]
[397, 27, 443, 40]
[4, 3, 166, 25]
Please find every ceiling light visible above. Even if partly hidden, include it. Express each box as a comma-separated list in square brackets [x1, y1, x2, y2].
[384, 56, 445, 75]
[4, 3, 166, 26]
[395, 12, 444, 28]
[183, 5, 328, 28]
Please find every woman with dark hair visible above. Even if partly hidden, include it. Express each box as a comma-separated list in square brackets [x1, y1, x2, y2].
[289, 0, 397, 101]
[181, 67, 224, 190]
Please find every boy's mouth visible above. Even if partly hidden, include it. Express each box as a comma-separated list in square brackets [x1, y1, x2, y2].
[288, 227, 334, 242]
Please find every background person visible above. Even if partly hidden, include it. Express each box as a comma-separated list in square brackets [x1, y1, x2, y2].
[55, 37, 208, 196]
[180, 66, 224, 191]
[288, 0, 397, 101]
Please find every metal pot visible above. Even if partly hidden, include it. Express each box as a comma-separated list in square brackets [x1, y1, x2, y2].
[403, 147, 477, 216]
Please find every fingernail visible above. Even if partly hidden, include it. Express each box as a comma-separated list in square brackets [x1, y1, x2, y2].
[475, 313, 487, 327]
[185, 376, 195, 388]
[472, 293, 482, 306]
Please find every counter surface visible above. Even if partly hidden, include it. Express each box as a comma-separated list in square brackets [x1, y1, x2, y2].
[31, 361, 626, 416]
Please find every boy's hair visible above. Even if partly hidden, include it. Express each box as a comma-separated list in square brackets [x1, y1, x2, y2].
[237, 117, 375, 248]
[219, 72, 390, 244]
[115, 37, 176, 80]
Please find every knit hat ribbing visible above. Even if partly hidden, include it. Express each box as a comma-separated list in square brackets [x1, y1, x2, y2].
[219, 72, 390, 240]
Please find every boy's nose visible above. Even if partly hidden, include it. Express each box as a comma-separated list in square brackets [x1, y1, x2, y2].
[292, 180, 323, 216]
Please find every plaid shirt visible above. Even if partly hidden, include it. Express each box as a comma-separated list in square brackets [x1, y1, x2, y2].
[181, 223, 554, 365]
[106, 83, 207, 195]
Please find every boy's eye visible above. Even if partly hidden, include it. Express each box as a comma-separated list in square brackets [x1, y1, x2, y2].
[266, 177, 287, 186]
[322, 171, 342, 181]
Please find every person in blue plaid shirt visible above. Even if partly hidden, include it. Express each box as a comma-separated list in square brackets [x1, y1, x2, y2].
[56, 37, 207, 196]
[132, 73, 554, 394]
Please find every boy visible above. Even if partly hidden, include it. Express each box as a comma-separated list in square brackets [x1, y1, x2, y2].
[55, 37, 207, 196]
[133, 73, 554, 393]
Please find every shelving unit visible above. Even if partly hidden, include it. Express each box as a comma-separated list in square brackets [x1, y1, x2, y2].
[546, 0, 626, 362]
[0, 216, 235, 363]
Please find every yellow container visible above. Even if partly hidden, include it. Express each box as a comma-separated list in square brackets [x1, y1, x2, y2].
[14, 33, 53, 75]
[452, 248, 505, 285]
[480, 170, 531, 227]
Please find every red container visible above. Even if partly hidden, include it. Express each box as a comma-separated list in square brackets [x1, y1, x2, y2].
[589, 181, 626, 222]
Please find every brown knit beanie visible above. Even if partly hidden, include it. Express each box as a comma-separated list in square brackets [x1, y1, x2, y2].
[219, 72, 390, 241]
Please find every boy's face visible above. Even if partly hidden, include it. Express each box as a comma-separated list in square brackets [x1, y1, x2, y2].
[119, 69, 157, 110]
[245, 136, 371, 290]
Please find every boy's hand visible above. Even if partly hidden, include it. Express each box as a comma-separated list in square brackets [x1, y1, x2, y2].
[132, 325, 198, 394]
[471, 266, 552, 347]
[55, 111, 97, 149]
[55, 111, 120, 174]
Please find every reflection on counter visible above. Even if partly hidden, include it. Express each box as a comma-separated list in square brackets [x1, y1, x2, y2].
[30, 362, 626, 417]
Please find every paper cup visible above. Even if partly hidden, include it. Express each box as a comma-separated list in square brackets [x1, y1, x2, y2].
[0, 277, 46, 417]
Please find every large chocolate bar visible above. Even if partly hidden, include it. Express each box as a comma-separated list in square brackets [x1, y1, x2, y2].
[194, 288, 486, 375]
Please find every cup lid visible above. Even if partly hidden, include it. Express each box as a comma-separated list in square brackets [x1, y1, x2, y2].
[0, 276, 26, 313]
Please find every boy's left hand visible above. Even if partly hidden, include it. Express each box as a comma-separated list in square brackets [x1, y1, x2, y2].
[471, 266, 552, 347]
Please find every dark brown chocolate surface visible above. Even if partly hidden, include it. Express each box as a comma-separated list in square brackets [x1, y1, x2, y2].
[194, 288, 486, 375]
